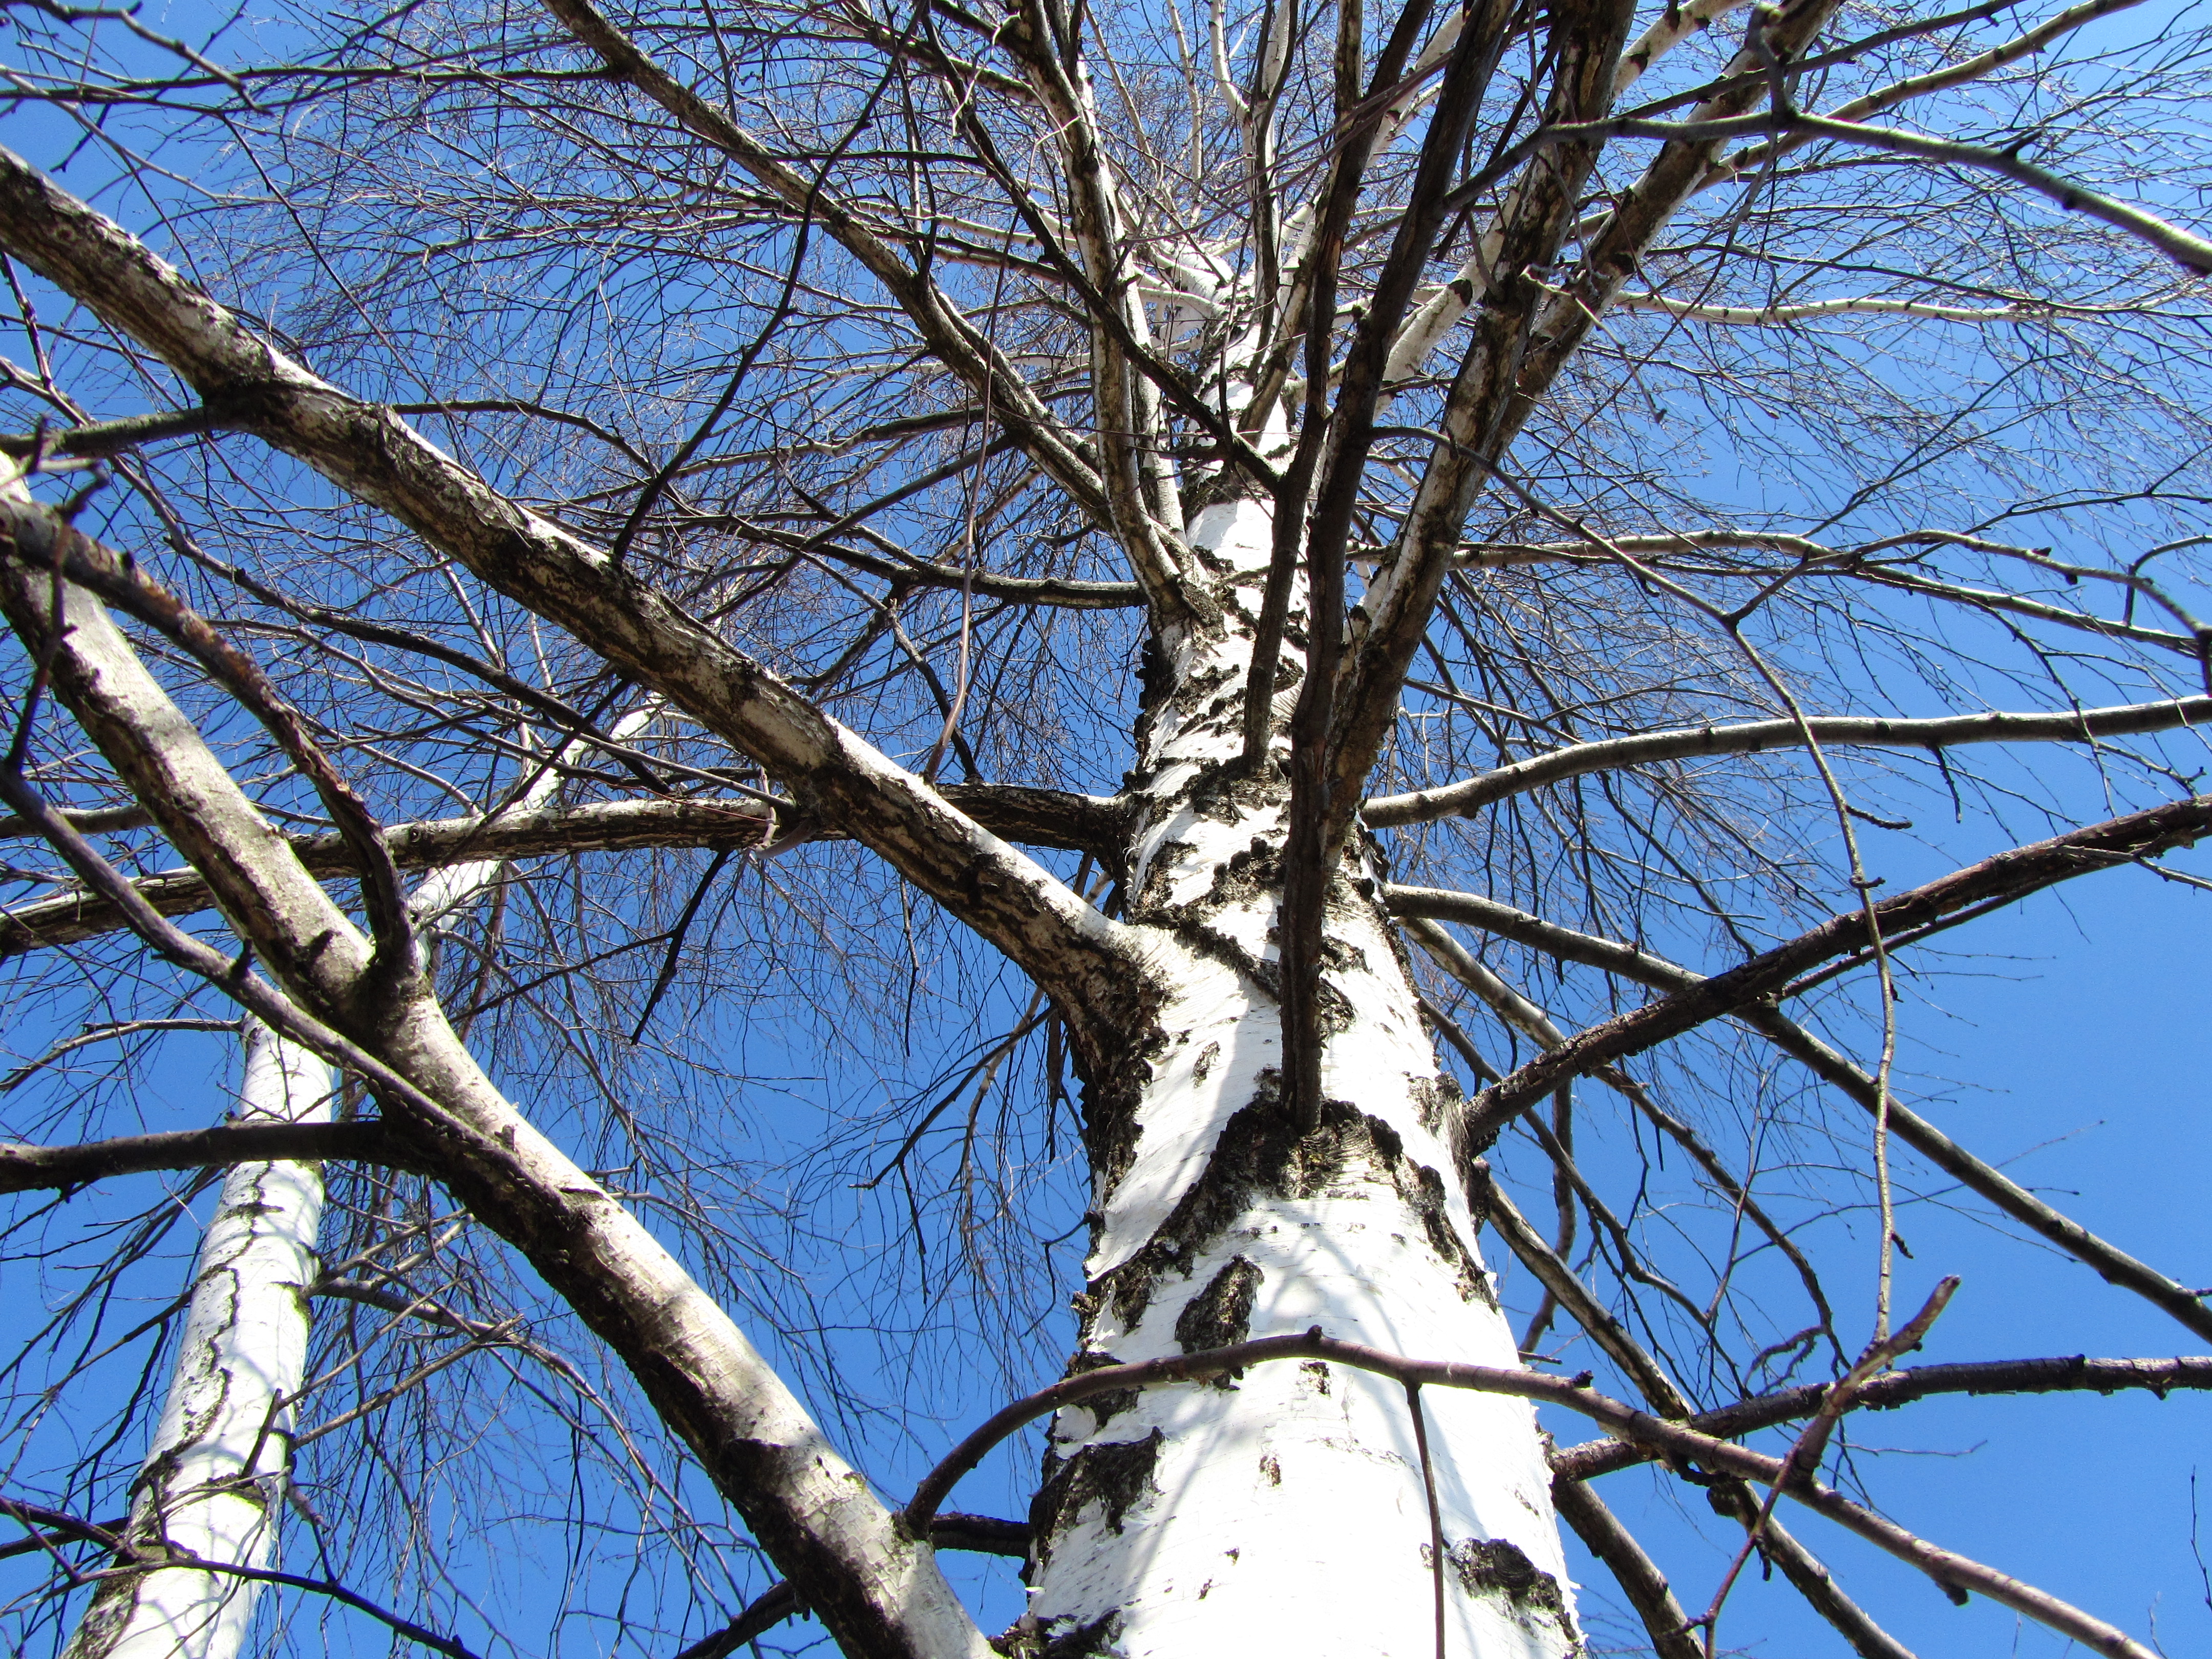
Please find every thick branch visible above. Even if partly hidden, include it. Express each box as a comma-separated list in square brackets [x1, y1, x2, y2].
[675, 1517, 1030, 1659]
[1386, 884, 2212, 1344]
[1, 511, 993, 1659]
[1366, 695, 2212, 826]
[1550, 1482, 1703, 1659]
[1472, 1162, 1693, 1415]
[1451, 796, 2212, 1145]
[1553, 1354, 2212, 1482]
[1, 789, 1127, 959]
[0, 1121, 414, 1193]
[1512, 0, 1846, 411]
[0, 146, 1147, 1050]
[904, 1330, 2157, 1657]
[1323, 0, 1639, 865]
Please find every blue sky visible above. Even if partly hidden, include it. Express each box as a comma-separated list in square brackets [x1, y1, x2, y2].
[2, 0, 2209, 1652]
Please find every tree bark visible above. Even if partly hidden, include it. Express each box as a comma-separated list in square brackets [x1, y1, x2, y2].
[62, 1025, 332, 1659]
[56, 713, 659, 1659]
[1018, 500, 1577, 1658]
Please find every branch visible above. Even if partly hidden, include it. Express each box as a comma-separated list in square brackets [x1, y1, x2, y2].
[0, 144, 1147, 1049]
[0, 494, 995, 1659]
[3, 789, 1129, 959]
[755, 525, 1142, 609]
[1451, 795, 2212, 1147]
[1508, 0, 1847, 417]
[1321, 0, 1642, 872]
[1553, 1354, 2212, 1482]
[1, 496, 417, 970]
[1703, 0, 2152, 186]
[1787, 113, 2212, 275]
[533, 0, 1117, 543]
[0, 1120, 414, 1193]
[0, 404, 221, 456]
[1531, 108, 2212, 273]
[673, 1516, 1030, 1659]
[1699, 1483, 1919, 1659]
[0, 500, 386, 1016]
[0, 801, 151, 839]
[1471, 1161, 1692, 1415]
[1365, 694, 2212, 825]
[1385, 883, 2212, 1344]
[903, 1330, 2158, 1657]
[1550, 1482, 1703, 1659]
[1609, 290, 2141, 324]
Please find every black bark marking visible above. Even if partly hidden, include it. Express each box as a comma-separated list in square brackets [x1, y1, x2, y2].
[1174, 1256, 1262, 1384]
[990, 1612, 1120, 1659]
[1445, 1537, 1573, 1634]
[1067, 1349, 1140, 1431]
[1090, 1091, 1493, 1334]
[1029, 1431, 1164, 1569]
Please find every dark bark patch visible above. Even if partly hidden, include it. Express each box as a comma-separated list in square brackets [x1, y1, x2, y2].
[1446, 1537, 1571, 1631]
[1186, 767, 1285, 826]
[1093, 1094, 1294, 1329]
[1068, 1349, 1140, 1431]
[1173, 1255, 1262, 1379]
[991, 1612, 1120, 1658]
[1089, 1090, 1496, 1332]
[1079, 1027, 1167, 1200]
[1129, 837, 1196, 917]
[1030, 1431, 1164, 1569]
[1194, 835, 1282, 915]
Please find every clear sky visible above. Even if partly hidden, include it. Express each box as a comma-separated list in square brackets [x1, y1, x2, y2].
[2, 0, 2207, 1651]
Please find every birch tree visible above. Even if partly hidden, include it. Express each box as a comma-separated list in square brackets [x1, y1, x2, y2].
[51, 702, 657, 1659]
[0, 0, 2208, 1655]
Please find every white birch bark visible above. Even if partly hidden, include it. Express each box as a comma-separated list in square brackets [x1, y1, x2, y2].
[1018, 500, 1579, 1659]
[61, 715, 650, 1659]
[61, 1025, 331, 1659]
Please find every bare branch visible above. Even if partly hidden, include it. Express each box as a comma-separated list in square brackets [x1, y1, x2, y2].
[0, 144, 1148, 1046]
[1366, 695, 2212, 826]
[904, 1330, 2159, 1657]
[3, 789, 1128, 958]
[1452, 796, 2212, 1146]
[0, 1121, 414, 1192]
[1386, 884, 2212, 1344]
[1555, 1354, 2212, 1482]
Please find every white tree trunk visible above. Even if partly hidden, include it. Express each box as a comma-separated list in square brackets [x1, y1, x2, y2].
[65, 717, 650, 1659]
[1022, 501, 1578, 1658]
[62, 1024, 332, 1659]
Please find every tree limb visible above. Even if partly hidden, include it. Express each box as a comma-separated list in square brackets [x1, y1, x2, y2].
[0, 1121, 415, 1193]
[903, 1330, 2158, 1657]
[1385, 883, 2212, 1343]
[1550, 1481, 1705, 1659]
[1552, 1354, 2212, 1482]
[0, 510, 995, 1659]
[2, 789, 1129, 959]
[1448, 795, 2212, 1146]
[0, 146, 1150, 1051]
[1366, 695, 2212, 826]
